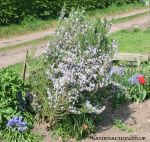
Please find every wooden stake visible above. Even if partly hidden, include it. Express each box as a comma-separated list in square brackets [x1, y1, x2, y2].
[22, 50, 29, 81]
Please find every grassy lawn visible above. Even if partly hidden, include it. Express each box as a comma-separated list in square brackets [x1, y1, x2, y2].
[0, 18, 57, 38]
[112, 29, 150, 53]
[87, 2, 144, 19]
[0, 3, 144, 38]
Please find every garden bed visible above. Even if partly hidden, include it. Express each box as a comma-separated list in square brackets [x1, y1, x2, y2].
[32, 99, 150, 142]
[0, 9, 150, 142]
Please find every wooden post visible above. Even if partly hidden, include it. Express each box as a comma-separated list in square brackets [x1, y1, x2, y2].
[22, 50, 29, 81]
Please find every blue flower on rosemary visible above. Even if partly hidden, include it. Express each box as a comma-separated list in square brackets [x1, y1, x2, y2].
[109, 66, 125, 76]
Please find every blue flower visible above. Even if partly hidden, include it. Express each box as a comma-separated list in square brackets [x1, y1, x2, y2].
[128, 74, 142, 85]
[7, 116, 27, 132]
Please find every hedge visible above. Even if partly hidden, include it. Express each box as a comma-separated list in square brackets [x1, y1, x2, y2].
[0, 0, 139, 26]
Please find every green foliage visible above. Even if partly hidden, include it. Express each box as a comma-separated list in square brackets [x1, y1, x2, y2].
[0, 0, 139, 25]
[112, 93, 127, 109]
[0, 68, 35, 128]
[0, 129, 41, 142]
[0, 68, 40, 141]
[112, 29, 150, 53]
[29, 67, 51, 121]
[111, 62, 150, 103]
[54, 114, 96, 140]
[113, 118, 134, 133]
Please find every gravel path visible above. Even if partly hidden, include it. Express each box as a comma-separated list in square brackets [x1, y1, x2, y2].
[0, 9, 149, 68]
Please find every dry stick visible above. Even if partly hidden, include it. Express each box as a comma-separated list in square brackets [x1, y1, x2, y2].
[22, 50, 29, 80]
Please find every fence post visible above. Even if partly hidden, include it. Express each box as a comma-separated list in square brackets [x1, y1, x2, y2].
[22, 50, 29, 81]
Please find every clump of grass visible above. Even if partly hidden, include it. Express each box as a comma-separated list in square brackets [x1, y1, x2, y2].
[7, 57, 43, 75]
[54, 114, 97, 141]
[113, 118, 134, 133]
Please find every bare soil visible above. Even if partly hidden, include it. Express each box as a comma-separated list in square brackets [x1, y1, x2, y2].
[110, 15, 148, 33]
[33, 100, 150, 142]
[0, 43, 46, 68]
[82, 99, 150, 142]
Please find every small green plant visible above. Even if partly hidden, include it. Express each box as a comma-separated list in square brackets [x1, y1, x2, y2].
[126, 64, 150, 102]
[54, 114, 96, 140]
[112, 93, 127, 109]
[113, 118, 134, 133]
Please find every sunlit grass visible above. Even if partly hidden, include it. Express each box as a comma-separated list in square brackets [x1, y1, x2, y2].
[112, 29, 150, 53]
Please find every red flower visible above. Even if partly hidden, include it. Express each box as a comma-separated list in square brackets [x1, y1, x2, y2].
[137, 75, 145, 85]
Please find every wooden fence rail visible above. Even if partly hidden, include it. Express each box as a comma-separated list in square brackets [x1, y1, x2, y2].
[113, 53, 150, 62]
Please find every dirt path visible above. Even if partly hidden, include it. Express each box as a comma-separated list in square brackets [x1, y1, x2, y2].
[0, 43, 46, 68]
[0, 28, 55, 49]
[106, 8, 147, 20]
[110, 15, 148, 33]
[0, 10, 149, 68]
[0, 9, 146, 49]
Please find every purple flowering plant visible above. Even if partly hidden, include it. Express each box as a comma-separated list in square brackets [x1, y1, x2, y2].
[30, 9, 117, 128]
